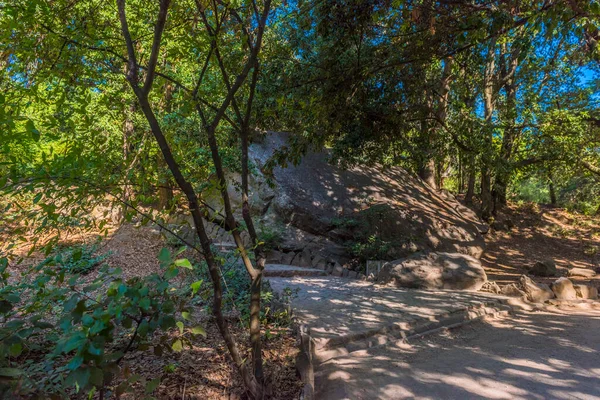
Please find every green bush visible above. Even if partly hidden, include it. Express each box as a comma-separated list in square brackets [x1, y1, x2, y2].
[256, 224, 284, 251]
[196, 251, 296, 330]
[0, 248, 202, 399]
[50, 244, 107, 275]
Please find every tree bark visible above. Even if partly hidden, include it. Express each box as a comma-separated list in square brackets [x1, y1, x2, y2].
[492, 40, 521, 215]
[480, 38, 496, 220]
[465, 159, 476, 204]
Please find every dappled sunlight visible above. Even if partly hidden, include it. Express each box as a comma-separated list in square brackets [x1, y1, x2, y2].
[483, 204, 600, 285]
[268, 276, 506, 344]
[315, 310, 600, 399]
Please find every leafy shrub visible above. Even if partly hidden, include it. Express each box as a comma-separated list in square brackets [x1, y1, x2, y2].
[256, 225, 284, 251]
[45, 244, 107, 275]
[196, 252, 295, 330]
[349, 235, 393, 262]
[0, 248, 203, 399]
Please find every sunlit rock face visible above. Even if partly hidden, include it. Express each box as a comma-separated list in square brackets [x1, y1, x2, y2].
[203, 132, 487, 268]
[377, 252, 488, 291]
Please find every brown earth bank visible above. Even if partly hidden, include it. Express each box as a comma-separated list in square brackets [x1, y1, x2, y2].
[480, 202, 600, 287]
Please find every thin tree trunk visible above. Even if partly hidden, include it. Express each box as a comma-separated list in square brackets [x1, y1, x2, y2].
[480, 38, 496, 220]
[120, 99, 136, 221]
[158, 79, 174, 212]
[134, 90, 262, 398]
[116, 0, 264, 397]
[548, 170, 557, 206]
[240, 62, 266, 380]
[493, 41, 520, 215]
[465, 161, 476, 204]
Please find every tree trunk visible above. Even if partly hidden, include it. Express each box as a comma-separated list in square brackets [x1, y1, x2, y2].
[132, 88, 262, 398]
[465, 156, 476, 204]
[240, 63, 266, 381]
[480, 38, 496, 221]
[419, 156, 437, 189]
[548, 170, 557, 206]
[119, 98, 136, 221]
[492, 41, 520, 215]
[158, 79, 174, 212]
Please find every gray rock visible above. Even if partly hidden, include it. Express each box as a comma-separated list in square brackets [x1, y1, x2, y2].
[281, 252, 295, 265]
[314, 259, 328, 270]
[342, 268, 349, 277]
[551, 277, 577, 300]
[326, 263, 335, 274]
[347, 271, 358, 279]
[311, 254, 325, 268]
[266, 250, 283, 264]
[520, 275, 555, 303]
[245, 132, 487, 264]
[332, 263, 344, 277]
[299, 248, 313, 267]
[530, 259, 557, 277]
[567, 268, 596, 278]
[377, 252, 487, 291]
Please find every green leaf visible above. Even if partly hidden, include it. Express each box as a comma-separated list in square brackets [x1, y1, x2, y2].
[26, 119, 40, 142]
[67, 355, 84, 370]
[145, 378, 160, 394]
[191, 326, 206, 337]
[32, 192, 43, 204]
[190, 280, 203, 296]
[89, 367, 104, 387]
[9, 342, 22, 357]
[171, 339, 183, 352]
[138, 320, 149, 337]
[158, 248, 170, 266]
[181, 311, 191, 320]
[176, 321, 184, 335]
[174, 258, 193, 269]
[0, 368, 23, 378]
[139, 297, 151, 311]
[65, 367, 91, 389]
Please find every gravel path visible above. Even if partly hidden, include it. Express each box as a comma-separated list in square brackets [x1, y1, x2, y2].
[267, 276, 507, 347]
[316, 308, 600, 399]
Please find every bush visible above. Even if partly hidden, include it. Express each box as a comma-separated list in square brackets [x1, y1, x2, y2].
[50, 244, 107, 275]
[196, 251, 296, 330]
[0, 248, 202, 399]
[256, 224, 284, 252]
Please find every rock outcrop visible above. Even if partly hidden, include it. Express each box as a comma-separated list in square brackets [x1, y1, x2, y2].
[377, 252, 487, 291]
[199, 132, 487, 267]
[551, 277, 577, 300]
[520, 275, 555, 303]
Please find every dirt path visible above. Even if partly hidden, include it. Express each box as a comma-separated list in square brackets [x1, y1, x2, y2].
[316, 308, 600, 399]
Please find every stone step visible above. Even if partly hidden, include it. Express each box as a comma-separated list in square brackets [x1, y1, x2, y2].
[264, 264, 327, 278]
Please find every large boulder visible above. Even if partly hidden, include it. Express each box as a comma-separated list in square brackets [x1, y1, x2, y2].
[208, 132, 487, 264]
[520, 275, 555, 303]
[530, 259, 557, 277]
[377, 252, 487, 291]
[551, 278, 577, 300]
